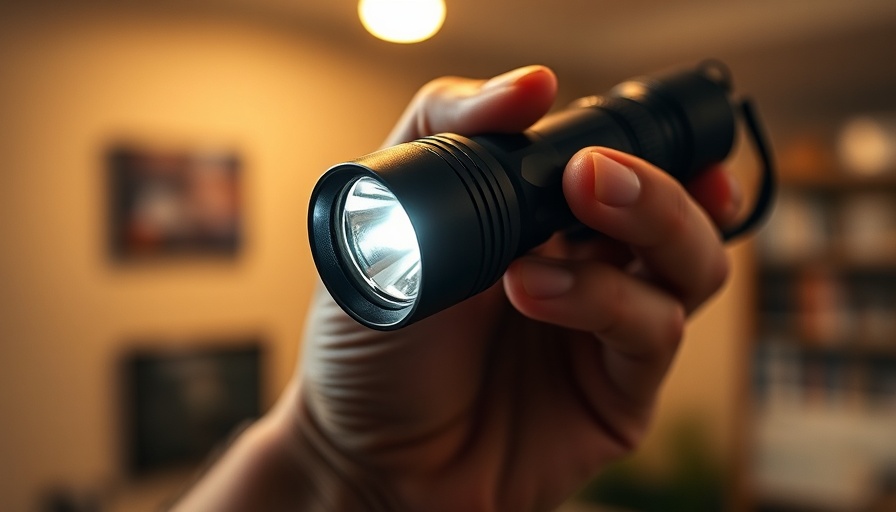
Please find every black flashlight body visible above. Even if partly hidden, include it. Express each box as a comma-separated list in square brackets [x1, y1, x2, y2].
[310, 65, 740, 330]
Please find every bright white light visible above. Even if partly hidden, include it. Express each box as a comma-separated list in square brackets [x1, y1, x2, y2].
[361, 206, 419, 255]
[340, 177, 421, 304]
[358, 0, 446, 44]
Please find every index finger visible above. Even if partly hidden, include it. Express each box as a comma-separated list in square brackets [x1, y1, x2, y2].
[382, 65, 558, 147]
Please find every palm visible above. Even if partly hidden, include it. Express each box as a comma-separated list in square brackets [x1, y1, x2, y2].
[300, 234, 650, 510]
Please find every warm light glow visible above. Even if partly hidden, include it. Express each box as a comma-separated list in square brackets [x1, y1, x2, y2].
[358, 0, 446, 44]
[837, 115, 896, 176]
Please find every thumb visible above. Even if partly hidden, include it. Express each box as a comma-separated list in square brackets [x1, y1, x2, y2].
[384, 65, 558, 147]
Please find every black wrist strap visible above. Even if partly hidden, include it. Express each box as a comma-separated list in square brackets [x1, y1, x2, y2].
[722, 98, 777, 241]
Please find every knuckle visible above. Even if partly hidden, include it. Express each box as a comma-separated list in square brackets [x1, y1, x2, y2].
[411, 76, 467, 137]
[707, 251, 731, 294]
[418, 75, 456, 98]
[641, 298, 685, 362]
[415, 76, 466, 110]
[690, 250, 730, 309]
[660, 302, 686, 353]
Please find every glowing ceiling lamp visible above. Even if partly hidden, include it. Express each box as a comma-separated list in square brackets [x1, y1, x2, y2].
[358, 0, 447, 44]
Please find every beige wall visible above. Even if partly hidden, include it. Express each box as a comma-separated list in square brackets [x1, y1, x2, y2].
[0, 5, 753, 511]
[0, 7, 423, 510]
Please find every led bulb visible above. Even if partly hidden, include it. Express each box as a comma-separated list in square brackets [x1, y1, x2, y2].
[358, 0, 446, 44]
[337, 177, 421, 305]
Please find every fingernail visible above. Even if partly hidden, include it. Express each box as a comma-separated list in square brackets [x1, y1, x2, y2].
[591, 152, 641, 206]
[517, 258, 574, 299]
[482, 65, 544, 91]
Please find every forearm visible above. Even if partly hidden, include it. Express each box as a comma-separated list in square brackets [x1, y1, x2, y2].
[170, 388, 403, 512]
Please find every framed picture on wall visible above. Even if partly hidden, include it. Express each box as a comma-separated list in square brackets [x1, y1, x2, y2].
[120, 340, 264, 475]
[107, 143, 242, 260]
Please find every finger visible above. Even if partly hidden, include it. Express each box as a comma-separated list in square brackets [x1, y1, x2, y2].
[539, 229, 634, 267]
[503, 256, 685, 403]
[686, 165, 743, 229]
[562, 147, 729, 312]
[383, 65, 557, 146]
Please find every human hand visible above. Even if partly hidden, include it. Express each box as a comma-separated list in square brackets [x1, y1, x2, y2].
[293, 65, 740, 511]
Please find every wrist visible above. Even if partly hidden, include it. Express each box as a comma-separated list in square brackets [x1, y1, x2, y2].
[171, 384, 406, 511]
[287, 399, 408, 511]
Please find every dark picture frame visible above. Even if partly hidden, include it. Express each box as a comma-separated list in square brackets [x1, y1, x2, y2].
[107, 144, 242, 260]
[120, 340, 263, 475]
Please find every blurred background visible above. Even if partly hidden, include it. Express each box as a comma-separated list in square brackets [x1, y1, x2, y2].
[1, 1, 896, 511]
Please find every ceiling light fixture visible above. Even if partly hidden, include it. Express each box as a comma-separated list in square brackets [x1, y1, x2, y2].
[358, 0, 447, 44]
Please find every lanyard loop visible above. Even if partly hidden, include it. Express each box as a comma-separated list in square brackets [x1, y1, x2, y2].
[722, 98, 777, 241]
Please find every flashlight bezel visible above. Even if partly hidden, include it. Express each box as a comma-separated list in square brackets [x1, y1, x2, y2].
[310, 166, 419, 328]
[310, 135, 522, 330]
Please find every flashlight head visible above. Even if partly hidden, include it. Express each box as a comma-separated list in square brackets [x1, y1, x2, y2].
[309, 138, 520, 329]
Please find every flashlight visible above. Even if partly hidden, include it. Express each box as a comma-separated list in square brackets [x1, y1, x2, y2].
[309, 62, 775, 330]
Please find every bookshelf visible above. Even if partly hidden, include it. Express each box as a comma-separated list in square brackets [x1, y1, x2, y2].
[750, 162, 896, 511]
